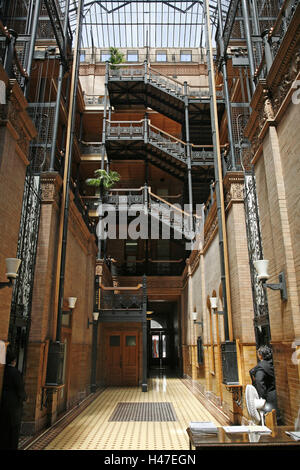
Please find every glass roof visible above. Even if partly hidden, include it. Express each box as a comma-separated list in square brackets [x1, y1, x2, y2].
[68, 1, 231, 49]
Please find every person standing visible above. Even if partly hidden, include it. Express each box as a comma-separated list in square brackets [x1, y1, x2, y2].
[0, 347, 27, 450]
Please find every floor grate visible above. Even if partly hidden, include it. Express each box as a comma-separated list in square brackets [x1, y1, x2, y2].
[108, 402, 177, 422]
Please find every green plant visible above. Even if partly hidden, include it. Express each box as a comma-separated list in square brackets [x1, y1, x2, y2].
[85, 168, 120, 191]
[85, 169, 120, 258]
[109, 47, 125, 69]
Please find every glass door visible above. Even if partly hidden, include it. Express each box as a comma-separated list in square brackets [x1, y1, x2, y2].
[150, 330, 168, 369]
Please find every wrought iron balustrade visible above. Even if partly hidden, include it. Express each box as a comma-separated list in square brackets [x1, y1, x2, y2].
[269, 0, 299, 58]
[80, 142, 102, 155]
[108, 62, 224, 102]
[106, 119, 145, 139]
[120, 259, 186, 276]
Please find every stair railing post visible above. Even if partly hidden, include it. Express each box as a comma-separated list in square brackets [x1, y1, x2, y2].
[184, 81, 193, 235]
[142, 275, 148, 392]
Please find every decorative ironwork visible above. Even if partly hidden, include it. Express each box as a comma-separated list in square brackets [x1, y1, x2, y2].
[9, 171, 41, 374]
[243, 169, 271, 346]
[101, 289, 144, 310]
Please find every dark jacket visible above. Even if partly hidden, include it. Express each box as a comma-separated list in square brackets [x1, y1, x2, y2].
[249, 359, 277, 410]
[0, 364, 27, 427]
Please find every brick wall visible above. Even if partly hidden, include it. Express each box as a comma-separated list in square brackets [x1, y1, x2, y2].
[21, 172, 97, 434]
[253, 99, 300, 425]
[0, 68, 36, 395]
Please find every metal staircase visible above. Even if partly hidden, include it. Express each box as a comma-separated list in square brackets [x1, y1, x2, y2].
[106, 119, 215, 177]
[83, 185, 203, 246]
[107, 62, 225, 145]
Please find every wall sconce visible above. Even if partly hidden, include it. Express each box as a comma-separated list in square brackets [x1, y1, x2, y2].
[210, 297, 224, 315]
[254, 259, 287, 301]
[62, 297, 77, 315]
[87, 311, 99, 328]
[192, 311, 203, 326]
[0, 258, 21, 289]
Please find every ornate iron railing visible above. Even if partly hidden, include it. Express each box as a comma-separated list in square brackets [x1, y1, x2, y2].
[9, 172, 41, 374]
[108, 62, 224, 100]
[243, 170, 271, 346]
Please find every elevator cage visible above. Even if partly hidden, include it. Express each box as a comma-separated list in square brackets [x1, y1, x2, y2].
[45, 341, 65, 386]
[221, 341, 239, 385]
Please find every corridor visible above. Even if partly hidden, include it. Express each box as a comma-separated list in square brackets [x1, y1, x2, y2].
[21, 376, 228, 451]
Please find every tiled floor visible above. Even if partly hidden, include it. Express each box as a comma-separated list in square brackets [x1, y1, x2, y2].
[23, 375, 227, 451]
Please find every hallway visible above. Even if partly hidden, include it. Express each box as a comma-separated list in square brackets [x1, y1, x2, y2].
[22, 376, 229, 451]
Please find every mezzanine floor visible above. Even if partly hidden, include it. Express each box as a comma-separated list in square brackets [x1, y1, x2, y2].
[20, 373, 229, 451]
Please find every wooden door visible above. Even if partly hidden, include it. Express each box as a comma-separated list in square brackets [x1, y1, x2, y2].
[106, 332, 122, 385]
[105, 330, 139, 386]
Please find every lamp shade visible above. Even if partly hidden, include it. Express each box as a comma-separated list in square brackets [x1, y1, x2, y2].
[192, 311, 198, 321]
[254, 259, 270, 281]
[92, 311, 99, 321]
[5, 258, 21, 279]
[210, 296, 218, 309]
[67, 297, 77, 309]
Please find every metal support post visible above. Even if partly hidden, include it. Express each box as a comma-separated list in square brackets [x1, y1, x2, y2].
[55, 0, 84, 343]
[142, 275, 148, 392]
[49, 0, 70, 171]
[4, 29, 18, 79]
[217, 0, 237, 171]
[204, 0, 233, 342]
[24, 0, 42, 98]
[184, 81, 193, 232]
[101, 62, 109, 171]
[261, 30, 273, 73]
[241, 0, 256, 94]
[90, 319, 98, 392]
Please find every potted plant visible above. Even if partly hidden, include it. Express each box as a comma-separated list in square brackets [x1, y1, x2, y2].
[85, 169, 120, 257]
[109, 47, 125, 70]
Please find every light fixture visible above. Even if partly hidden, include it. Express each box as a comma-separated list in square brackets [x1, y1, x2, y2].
[210, 296, 224, 315]
[147, 310, 154, 315]
[62, 297, 77, 315]
[0, 258, 21, 289]
[192, 310, 203, 326]
[254, 259, 287, 301]
[88, 311, 99, 328]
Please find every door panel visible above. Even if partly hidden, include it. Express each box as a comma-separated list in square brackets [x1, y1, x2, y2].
[105, 331, 139, 386]
[123, 334, 138, 385]
[106, 333, 122, 385]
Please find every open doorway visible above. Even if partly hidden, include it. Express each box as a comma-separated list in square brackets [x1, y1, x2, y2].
[147, 301, 180, 375]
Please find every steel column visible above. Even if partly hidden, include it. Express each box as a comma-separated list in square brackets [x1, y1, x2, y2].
[184, 81, 193, 231]
[204, 0, 233, 342]
[241, 0, 256, 94]
[142, 275, 148, 392]
[217, 0, 237, 171]
[24, 0, 42, 98]
[55, 0, 84, 342]
[49, 0, 70, 171]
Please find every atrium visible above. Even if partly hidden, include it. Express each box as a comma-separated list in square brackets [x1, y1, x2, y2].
[0, 0, 299, 452]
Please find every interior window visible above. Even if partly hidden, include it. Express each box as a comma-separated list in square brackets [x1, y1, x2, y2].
[156, 51, 167, 62]
[127, 50, 138, 62]
[180, 50, 192, 62]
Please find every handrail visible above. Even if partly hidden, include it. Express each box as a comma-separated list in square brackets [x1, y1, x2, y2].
[149, 258, 184, 263]
[100, 284, 142, 291]
[149, 123, 186, 146]
[107, 119, 145, 125]
[148, 65, 185, 88]
[149, 189, 201, 220]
